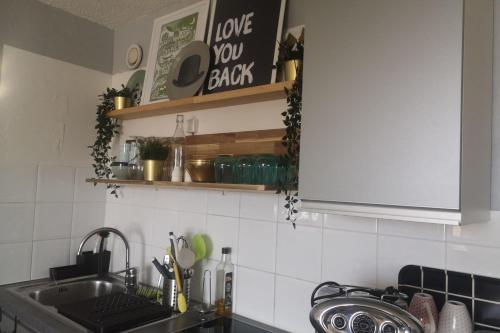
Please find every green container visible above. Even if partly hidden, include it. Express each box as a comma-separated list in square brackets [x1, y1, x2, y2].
[235, 155, 256, 184]
[214, 155, 235, 183]
[255, 155, 279, 185]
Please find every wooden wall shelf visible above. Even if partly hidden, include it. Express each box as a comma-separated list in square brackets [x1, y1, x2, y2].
[87, 178, 275, 192]
[107, 81, 293, 120]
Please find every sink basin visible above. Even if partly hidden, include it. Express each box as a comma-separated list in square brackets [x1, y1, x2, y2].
[29, 279, 125, 307]
[9, 275, 126, 309]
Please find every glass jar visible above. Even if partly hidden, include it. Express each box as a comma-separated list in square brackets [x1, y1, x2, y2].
[235, 155, 256, 184]
[254, 155, 279, 185]
[214, 155, 236, 183]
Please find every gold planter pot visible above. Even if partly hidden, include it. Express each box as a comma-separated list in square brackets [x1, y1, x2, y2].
[114, 96, 132, 110]
[143, 160, 164, 181]
[284, 59, 303, 81]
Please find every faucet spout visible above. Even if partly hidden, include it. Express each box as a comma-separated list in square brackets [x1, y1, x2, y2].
[77, 227, 136, 292]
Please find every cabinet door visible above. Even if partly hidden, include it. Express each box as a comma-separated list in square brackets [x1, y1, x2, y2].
[299, 0, 463, 209]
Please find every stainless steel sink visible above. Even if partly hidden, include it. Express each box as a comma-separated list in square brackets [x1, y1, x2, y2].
[29, 279, 125, 306]
[10, 275, 126, 309]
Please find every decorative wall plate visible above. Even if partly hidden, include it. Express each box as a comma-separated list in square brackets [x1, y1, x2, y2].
[126, 44, 143, 69]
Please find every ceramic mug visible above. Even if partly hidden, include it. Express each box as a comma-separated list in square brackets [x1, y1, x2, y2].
[437, 300, 472, 333]
[409, 293, 439, 333]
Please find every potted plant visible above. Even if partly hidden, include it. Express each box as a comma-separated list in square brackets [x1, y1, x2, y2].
[277, 28, 304, 82]
[114, 85, 133, 110]
[137, 137, 170, 181]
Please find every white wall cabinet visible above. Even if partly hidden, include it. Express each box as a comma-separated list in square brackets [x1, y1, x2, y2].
[299, 0, 493, 225]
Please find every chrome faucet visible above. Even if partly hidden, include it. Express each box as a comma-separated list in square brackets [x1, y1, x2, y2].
[77, 227, 137, 293]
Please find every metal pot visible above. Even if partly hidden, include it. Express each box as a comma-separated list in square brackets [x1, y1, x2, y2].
[284, 59, 302, 81]
[143, 160, 164, 181]
[114, 96, 132, 110]
[186, 159, 215, 182]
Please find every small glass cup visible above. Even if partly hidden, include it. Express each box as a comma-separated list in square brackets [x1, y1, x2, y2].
[254, 155, 279, 185]
[235, 155, 256, 184]
[214, 155, 236, 183]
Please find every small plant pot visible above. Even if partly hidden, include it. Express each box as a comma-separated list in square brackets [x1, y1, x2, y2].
[114, 96, 132, 110]
[284, 59, 302, 81]
[143, 160, 164, 181]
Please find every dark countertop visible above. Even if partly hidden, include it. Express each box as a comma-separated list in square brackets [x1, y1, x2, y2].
[0, 279, 288, 333]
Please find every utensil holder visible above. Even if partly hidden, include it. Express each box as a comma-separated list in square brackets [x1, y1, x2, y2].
[163, 277, 192, 312]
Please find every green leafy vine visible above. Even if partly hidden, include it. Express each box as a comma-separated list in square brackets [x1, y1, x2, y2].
[88, 88, 123, 196]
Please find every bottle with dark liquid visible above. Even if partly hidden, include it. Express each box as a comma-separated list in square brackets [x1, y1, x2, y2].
[215, 247, 234, 315]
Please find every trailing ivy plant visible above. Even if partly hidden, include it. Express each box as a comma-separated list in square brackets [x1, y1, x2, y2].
[88, 87, 124, 197]
[277, 64, 302, 228]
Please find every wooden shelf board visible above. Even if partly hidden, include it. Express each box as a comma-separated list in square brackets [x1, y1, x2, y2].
[87, 178, 275, 192]
[107, 81, 293, 120]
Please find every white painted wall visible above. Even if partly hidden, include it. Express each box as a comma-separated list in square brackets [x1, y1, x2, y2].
[0, 46, 110, 284]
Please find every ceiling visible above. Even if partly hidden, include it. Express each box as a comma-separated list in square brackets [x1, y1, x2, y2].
[35, 0, 187, 29]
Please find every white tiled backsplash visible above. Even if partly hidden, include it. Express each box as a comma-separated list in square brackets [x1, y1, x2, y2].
[5, 168, 500, 333]
[0, 164, 106, 284]
[102, 187, 500, 333]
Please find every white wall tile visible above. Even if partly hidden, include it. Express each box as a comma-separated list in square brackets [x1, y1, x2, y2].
[445, 212, 500, 247]
[276, 224, 322, 282]
[274, 276, 316, 333]
[106, 204, 151, 244]
[0, 203, 34, 243]
[149, 209, 178, 249]
[322, 229, 377, 287]
[0, 242, 32, 284]
[378, 219, 445, 241]
[236, 267, 275, 325]
[207, 191, 240, 217]
[31, 239, 70, 279]
[278, 196, 323, 227]
[0, 165, 37, 203]
[119, 187, 157, 207]
[178, 212, 206, 238]
[240, 193, 278, 222]
[177, 190, 208, 213]
[34, 203, 73, 240]
[377, 235, 445, 287]
[324, 214, 377, 233]
[74, 167, 106, 202]
[155, 188, 180, 211]
[238, 219, 276, 272]
[206, 215, 239, 261]
[71, 202, 105, 238]
[36, 165, 75, 202]
[447, 243, 500, 278]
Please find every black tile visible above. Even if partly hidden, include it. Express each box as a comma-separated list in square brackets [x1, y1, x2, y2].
[447, 296, 473, 317]
[474, 324, 500, 332]
[448, 270, 473, 297]
[423, 290, 446, 311]
[476, 275, 500, 302]
[475, 301, 500, 327]
[398, 265, 421, 287]
[423, 267, 445, 291]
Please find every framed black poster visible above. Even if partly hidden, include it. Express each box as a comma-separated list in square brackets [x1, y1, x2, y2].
[203, 0, 286, 94]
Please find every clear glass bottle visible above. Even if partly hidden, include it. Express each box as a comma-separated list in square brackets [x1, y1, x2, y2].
[215, 247, 234, 315]
[170, 115, 186, 182]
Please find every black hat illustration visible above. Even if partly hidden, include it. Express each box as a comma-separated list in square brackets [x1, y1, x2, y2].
[173, 54, 205, 87]
[167, 41, 210, 100]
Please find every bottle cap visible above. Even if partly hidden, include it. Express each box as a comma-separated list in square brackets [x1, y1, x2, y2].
[222, 247, 231, 254]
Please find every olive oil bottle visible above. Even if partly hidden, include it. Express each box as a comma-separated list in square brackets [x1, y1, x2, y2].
[215, 247, 234, 315]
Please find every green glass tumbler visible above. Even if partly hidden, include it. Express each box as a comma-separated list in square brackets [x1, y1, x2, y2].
[255, 154, 279, 185]
[214, 155, 235, 183]
[235, 155, 256, 184]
